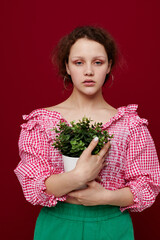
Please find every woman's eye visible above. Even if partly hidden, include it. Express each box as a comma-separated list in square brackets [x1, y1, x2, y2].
[95, 61, 102, 65]
[75, 61, 83, 65]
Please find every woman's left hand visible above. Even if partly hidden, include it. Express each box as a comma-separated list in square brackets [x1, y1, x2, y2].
[68, 180, 109, 206]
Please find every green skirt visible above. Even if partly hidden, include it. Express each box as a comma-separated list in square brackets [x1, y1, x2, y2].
[34, 202, 134, 240]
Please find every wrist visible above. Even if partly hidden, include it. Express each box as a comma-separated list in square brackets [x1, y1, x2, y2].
[101, 187, 134, 207]
[71, 168, 87, 187]
[101, 189, 112, 205]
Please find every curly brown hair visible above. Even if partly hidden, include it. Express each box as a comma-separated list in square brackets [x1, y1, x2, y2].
[52, 25, 118, 86]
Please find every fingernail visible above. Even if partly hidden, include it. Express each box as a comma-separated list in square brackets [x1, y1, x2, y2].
[94, 136, 99, 141]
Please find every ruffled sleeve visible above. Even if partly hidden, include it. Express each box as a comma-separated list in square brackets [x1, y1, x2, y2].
[14, 110, 66, 207]
[121, 113, 160, 212]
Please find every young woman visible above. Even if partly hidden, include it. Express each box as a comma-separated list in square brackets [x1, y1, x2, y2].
[14, 26, 160, 240]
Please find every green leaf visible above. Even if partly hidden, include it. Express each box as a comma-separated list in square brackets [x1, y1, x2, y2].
[51, 117, 113, 157]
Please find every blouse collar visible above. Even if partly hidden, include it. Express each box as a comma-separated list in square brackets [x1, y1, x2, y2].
[22, 104, 138, 128]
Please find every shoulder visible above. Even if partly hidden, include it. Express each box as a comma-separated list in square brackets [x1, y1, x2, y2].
[18, 107, 63, 147]
[127, 104, 148, 126]
[118, 105, 149, 138]
[116, 104, 148, 129]
[20, 107, 62, 132]
[22, 107, 61, 120]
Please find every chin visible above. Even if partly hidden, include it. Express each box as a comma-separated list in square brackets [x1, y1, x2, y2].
[82, 89, 100, 96]
[74, 86, 101, 96]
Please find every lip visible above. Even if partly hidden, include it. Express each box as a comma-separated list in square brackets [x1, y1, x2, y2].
[83, 79, 95, 86]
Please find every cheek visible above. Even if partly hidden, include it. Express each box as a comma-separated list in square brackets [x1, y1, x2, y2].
[98, 68, 108, 79]
[69, 67, 83, 78]
[69, 70, 81, 84]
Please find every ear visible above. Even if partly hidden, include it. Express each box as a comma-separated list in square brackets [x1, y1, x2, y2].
[65, 61, 71, 75]
[106, 60, 112, 74]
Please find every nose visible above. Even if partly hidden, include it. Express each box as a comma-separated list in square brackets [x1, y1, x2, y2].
[84, 63, 94, 76]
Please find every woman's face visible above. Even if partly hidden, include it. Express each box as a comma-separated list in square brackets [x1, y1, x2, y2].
[66, 38, 111, 96]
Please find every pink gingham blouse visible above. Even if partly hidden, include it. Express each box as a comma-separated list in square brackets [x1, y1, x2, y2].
[14, 104, 160, 212]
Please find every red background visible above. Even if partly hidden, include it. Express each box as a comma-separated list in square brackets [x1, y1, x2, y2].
[1, 0, 160, 239]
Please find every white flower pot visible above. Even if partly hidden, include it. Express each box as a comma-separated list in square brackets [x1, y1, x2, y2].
[62, 155, 87, 189]
[62, 155, 79, 172]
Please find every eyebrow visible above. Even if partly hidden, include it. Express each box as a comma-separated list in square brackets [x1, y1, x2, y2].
[71, 56, 106, 59]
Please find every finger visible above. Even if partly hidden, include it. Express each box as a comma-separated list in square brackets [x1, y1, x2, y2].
[102, 151, 109, 161]
[98, 141, 111, 158]
[68, 191, 78, 198]
[102, 153, 107, 160]
[102, 161, 108, 168]
[84, 137, 99, 155]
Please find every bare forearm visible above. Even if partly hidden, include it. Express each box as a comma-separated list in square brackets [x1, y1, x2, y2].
[103, 187, 134, 207]
[45, 170, 84, 197]
[45, 140, 110, 198]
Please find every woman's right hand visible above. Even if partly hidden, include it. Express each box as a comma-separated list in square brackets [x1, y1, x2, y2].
[74, 137, 111, 184]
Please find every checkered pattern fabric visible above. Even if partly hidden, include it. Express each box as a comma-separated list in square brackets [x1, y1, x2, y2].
[14, 104, 160, 212]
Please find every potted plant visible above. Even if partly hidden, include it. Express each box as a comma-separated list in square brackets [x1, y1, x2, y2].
[52, 117, 113, 173]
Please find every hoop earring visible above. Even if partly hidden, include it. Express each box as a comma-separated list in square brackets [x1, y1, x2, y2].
[63, 76, 73, 91]
[63, 76, 67, 90]
[108, 73, 114, 88]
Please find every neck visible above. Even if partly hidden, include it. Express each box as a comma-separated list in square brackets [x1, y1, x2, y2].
[65, 88, 109, 111]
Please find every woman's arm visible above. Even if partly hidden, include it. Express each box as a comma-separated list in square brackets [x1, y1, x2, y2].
[68, 124, 160, 210]
[45, 170, 84, 197]
[15, 115, 110, 207]
[45, 139, 111, 197]
[104, 186, 134, 207]
[68, 180, 134, 207]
